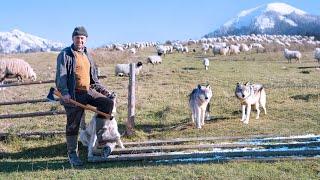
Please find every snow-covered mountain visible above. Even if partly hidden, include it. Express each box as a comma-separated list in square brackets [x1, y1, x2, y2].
[0, 29, 65, 54]
[205, 2, 320, 39]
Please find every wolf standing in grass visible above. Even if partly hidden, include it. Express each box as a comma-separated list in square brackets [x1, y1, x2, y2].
[56, 26, 115, 167]
[189, 84, 212, 129]
[235, 82, 267, 124]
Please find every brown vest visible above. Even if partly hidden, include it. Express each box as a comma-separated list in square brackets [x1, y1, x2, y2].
[74, 51, 90, 91]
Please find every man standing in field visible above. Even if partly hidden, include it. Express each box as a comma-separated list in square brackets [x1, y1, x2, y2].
[55, 26, 114, 167]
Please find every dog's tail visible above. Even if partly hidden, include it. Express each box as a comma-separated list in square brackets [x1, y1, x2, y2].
[254, 84, 264, 94]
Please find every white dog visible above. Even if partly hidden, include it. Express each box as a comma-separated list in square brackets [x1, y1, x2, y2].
[80, 95, 125, 158]
[189, 84, 213, 129]
[235, 82, 267, 124]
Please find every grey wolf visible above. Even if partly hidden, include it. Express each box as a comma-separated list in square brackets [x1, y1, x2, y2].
[235, 82, 267, 124]
[189, 84, 213, 129]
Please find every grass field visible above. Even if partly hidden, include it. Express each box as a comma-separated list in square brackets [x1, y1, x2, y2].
[0, 46, 320, 179]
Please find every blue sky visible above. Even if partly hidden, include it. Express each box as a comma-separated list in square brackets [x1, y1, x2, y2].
[1, 0, 319, 47]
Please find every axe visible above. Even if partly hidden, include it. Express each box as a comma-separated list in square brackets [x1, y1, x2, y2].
[47, 87, 112, 119]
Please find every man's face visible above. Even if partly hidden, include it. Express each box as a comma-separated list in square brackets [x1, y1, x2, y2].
[72, 35, 87, 50]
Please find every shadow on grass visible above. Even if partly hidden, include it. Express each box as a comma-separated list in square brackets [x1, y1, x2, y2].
[0, 141, 163, 172]
[0, 155, 164, 172]
[182, 67, 198, 71]
[300, 70, 311, 74]
[291, 93, 320, 102]
[297, 66, 319, 69]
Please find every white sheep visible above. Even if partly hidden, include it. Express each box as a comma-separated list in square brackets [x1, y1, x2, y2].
[202, 44, 209, 54]
[212, 45, 222, 56]
[156, 45, 172, 56]
[129, 48, 136, 54]
[219, 46, 229, 56]
[147, 55, 162, 65]
[0, 58, 37, 83]
[182, 46, 189, 53]
[239, 43, 251, 52]
[314, 48, 320, 64]
[229, 45, 240, 55]
[284, 49, 302, 63]
[115, 62, 143, 76]
[203, 58, 209, 70]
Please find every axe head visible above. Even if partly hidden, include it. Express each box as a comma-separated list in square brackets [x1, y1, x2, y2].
[47, 87, 56, 102]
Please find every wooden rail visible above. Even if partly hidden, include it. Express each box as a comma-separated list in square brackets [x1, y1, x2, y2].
[88, 149, 320, 162]
[0, 110, 66, 119]
[0, 75, 106, 88]
[0, 98, 59, 106]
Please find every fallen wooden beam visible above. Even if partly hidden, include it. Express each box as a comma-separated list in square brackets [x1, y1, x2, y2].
[98, 141, 320, 155]
[122, 134, 320, 147]
[0, 75, 107, 88]
[88, 148, 320, 162]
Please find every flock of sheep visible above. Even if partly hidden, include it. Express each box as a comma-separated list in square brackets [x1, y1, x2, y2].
[1, 34, 320, 86]
[111, 34, 320, 76]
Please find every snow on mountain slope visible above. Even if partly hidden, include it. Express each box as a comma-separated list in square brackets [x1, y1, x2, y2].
[205, 2, 320, 39]
[0, 29, 65, 54]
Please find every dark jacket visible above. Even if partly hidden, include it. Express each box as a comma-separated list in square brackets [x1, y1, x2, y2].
[55, 44, 107, 104]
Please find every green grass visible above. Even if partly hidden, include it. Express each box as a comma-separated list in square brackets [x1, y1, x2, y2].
[0, 47, 320, 178]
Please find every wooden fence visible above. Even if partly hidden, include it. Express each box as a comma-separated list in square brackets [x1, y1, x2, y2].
[0, 68, 137, 135]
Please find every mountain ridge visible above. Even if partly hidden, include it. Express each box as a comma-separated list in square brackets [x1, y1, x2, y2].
[0, 29, 64, 54]
[205, 2, 320, 39]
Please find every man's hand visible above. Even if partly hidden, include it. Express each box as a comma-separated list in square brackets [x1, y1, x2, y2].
[62, 94, 71, 103]
[107, 91, 117, 100]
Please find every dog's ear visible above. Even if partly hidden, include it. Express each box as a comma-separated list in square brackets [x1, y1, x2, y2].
[197, 84, 201, 89]
[245, 81, 250, 86]
[206, 84, 211, 89]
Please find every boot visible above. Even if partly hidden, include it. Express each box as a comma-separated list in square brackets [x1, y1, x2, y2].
[66, 135, 83, 167]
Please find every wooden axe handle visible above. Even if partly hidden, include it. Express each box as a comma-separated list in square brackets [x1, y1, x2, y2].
[53, 89, 112, 119]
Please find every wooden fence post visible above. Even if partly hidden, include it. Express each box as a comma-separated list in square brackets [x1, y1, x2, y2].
[125, 63, 136, 136]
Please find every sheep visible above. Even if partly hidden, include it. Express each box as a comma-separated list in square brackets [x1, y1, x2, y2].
[219, 46, 229, 56]
[202, 44, 209, 54]
[284, 49, 302, 63]
[314, 48, 320, 64]
[182, 46, 189, 53]
[147, 55, 162, 65]
[156, 45, 172, 56]
[0, 58, 37, 84]
[212, 45, 223, 56]
[229, 45, 240, 55]
[251, 43, 264, 53]
[239, 43, 251, 52]
[203, 58, 209, 70]
[129, 48, 136, 54]
[115, 62, 143, 76]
